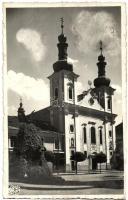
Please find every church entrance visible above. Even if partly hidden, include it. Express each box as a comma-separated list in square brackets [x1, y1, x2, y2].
[92, 158, 97, 170]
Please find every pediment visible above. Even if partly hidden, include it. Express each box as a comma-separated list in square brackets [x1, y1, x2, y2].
[77, 91, 104, 111]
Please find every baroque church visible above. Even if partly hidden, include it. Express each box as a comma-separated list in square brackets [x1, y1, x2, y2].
[8, 20, 117, 172]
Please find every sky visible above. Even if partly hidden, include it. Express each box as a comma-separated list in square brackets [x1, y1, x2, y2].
[6, 6, 122, 124]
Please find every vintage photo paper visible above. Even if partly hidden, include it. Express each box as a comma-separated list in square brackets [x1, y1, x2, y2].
[3, 2, 127, 199]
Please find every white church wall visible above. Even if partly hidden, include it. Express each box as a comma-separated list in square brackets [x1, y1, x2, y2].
[78, 115, 105, 156]
[64, 76, 79, 104]
[77, 91, 104, 111]
[65, 114, 71, 171]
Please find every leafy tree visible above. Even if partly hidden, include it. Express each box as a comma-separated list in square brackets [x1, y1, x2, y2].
[95, 152, 107, 173]
[110, 140, 124, 170]
[71, 152, 86, 174]
[16, 123, 43, 162]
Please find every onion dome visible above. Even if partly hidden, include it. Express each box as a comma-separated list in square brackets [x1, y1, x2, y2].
[94, 41, 110, 88]
[53, 18, 73, 72]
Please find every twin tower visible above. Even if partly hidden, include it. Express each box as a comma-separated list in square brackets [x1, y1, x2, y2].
[18, 19, 116, 171]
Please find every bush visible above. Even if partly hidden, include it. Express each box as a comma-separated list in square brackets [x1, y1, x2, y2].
[70, 152, 86, 173]
[16, 123, 43, 162]
[95, 152, 107, 173]
[9, 156, 29, 180]
[110, 140, 124, 170]
[44, 151, 55, 163]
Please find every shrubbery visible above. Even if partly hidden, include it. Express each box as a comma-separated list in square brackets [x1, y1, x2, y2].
[110, 140, 124, 170]
[70, 152, 86, 173]
[11, 123, 52, 180]
[95, 152, 107, 173]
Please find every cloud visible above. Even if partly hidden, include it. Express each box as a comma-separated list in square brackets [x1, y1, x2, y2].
[71, 11, 120, 57]
[8, 70, 50, 103]
[67, 57, 78, 65]
[76, 81, 84, 94]
[16, 28, 46, 62]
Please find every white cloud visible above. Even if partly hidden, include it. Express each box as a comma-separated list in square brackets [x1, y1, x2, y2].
[16, 28, 46, 62]
[72, 11, 120, 57]
[8, 70, 50, 103]
[67, 57, 78, 65]
[76, 81, 84, 94]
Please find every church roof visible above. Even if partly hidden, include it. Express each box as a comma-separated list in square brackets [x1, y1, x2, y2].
[8, 106, 57, 132]
[64, 102, 117, 122]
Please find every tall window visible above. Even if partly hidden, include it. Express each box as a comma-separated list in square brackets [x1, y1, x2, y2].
[107, 98, 111, 110]
[55, 139, 59, 149]
[91, 126, 96, 144]
[70, 124, 74, 133]
[69, 86, 73, 100]
[109, 130, 112, 137]
[71, 138, 74, 147]
[83, 126, 87, 143]
[10, 136, 17, 148]
[55, 88, 58, 100]
[99, 129, 102, 145]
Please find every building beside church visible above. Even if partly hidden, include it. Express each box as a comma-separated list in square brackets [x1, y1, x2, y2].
[8, 21, 117, 172]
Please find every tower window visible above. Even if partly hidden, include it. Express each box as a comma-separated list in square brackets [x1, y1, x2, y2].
[99, 129, 102, 145]
[109, 130, 112, 137]
[91, 126, 96, 144]
[10, 136, 17, 148]
[69, 86, 73, 100]
[107, 98, 111, 110]
[55, 88, 58, 100]
[71, 138, 74, 147]
[83, 126, 87, 143]
[70, 124, 74, 133]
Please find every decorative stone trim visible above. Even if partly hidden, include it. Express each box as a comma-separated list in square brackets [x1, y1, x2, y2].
[88, 121, 96, 125]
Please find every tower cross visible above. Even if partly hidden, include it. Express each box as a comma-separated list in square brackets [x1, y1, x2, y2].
[20, 97, 23, 107]
[100, 40, 103, 55]
[60, 17, 64, 34]
[20, 97, 22, 103]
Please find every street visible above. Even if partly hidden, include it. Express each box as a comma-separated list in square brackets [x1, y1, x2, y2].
[11, 170, 123, 195]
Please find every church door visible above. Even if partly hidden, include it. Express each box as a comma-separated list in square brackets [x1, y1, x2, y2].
[92, 158, 97, 170]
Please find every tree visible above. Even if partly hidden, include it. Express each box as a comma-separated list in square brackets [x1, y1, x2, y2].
[71, 152, 86, 174]
[110, 140, 124, 170]
[16, 123, 43, 162]
[96, 152, 107, 173]
[44, 151, 55, 163]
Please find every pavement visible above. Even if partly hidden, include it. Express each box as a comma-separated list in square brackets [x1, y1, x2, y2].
[9, 170, 124, 195]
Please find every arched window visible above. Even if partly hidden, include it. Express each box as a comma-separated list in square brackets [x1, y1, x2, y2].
[107, 98, 111, 110]
[109, 130, 112, 137]
[70, 124, 74, 133]
[83, 126, 86, 143]
[69, 86, 73, 100]
[55, 88, 58, 100]
[99, 129, 102, 145]
[91, 126, 96, 144]
[71, 138, 74, 147]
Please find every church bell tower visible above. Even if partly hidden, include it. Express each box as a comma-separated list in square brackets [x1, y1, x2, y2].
[93, 41, 116, 163]
[48, 18, 79, 133]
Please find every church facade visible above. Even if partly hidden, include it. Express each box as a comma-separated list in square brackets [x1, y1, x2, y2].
[8, 21, 117, 172]
[47, 22, 117, 171]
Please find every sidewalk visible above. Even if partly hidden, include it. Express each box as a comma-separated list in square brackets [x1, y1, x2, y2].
[9, 170, 123, 191]
[9, 182, 93, 190]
